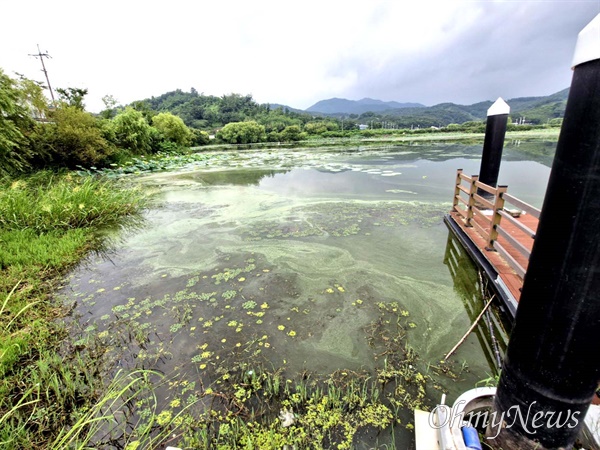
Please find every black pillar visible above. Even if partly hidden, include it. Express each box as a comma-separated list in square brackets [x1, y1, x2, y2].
[478, 99, 509, 197]
[488, 46, 600, 450]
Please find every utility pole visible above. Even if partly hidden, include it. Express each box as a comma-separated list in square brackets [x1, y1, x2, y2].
[29, 44, 55, 103]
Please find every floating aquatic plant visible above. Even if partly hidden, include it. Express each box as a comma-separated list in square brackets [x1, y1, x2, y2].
[242, 300, 257, 310]
[222, 290, 237, 300]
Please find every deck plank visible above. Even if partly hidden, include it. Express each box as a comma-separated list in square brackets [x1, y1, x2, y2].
[448, 208, 539, 304]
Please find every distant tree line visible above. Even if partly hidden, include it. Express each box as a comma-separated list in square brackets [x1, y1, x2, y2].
[132, 88, 565, 144]
[1, 67, 566, 175]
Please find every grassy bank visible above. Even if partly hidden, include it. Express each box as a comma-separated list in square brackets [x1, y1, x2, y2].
[0, 171, 149, 448]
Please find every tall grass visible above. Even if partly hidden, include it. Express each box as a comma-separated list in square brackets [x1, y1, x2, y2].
[0, 170, 149, 449]
[0, 171, 144, 232]
[50, 369, 186, 450]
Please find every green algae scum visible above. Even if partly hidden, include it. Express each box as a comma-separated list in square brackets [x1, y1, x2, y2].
[58, 143, 552, 448]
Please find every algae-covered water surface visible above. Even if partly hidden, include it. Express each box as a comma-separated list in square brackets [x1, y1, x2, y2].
[59, 142, 553, 448]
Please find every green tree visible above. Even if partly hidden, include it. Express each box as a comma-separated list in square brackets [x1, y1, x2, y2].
[0, 69, 38, 174]
[100, 94, 119, 119]
[110, 107, 154, 154]
[151, 112, 193, 147]
[219, 93, 257, 123]
[15, 75, 49, 121]
[217, 121, 266, 144]
[131, 100, 157, 123]
[56, 87, 88, 110]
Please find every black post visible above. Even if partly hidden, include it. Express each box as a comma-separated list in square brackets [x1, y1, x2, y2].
[488, 15, 600, 450]
[478, 98, 510, 199]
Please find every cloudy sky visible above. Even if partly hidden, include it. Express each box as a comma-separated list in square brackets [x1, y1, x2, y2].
[1, 1, 598, 113]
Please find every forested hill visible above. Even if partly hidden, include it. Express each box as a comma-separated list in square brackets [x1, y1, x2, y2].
[133, 87, 569, 131]
[141, 90, 272, 130]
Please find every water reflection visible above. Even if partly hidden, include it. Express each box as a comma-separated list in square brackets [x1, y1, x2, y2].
[443, 231, 512, 374]
[176, 168, 289, 186]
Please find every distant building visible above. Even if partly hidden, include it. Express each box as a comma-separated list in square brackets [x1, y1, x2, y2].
[358, 124, 369, 130]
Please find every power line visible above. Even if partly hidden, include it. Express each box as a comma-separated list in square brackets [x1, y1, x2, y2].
[29, 44, 55, 102]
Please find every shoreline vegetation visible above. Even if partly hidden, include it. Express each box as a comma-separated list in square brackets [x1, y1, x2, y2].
[0, 172, 149, 448]
[1, 67, 559, 448]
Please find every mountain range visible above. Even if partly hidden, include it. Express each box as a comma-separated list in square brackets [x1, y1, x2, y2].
[292, 88, 570, 126]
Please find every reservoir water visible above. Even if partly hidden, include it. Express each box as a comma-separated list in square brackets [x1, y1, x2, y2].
[60, 140, 554, 448]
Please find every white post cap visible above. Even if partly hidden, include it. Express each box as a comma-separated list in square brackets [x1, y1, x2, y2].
[487, 97, 510, 116]
[572, 13, 600, 69]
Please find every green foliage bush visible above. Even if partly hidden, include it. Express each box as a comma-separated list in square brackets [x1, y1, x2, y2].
[217, 121, 266, 144]
[303, 121, 340, 135]
[259, 115, 302, 134]
[29, 106, 115, 169]
[191, 129, 210, 146]
[266, 131, 281, 142]
[279, 125, 306, 142]
[321, 130, 358, 138]
[304, 122, 328, 135]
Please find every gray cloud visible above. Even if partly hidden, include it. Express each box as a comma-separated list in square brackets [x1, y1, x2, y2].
[339, 2, 598, 106]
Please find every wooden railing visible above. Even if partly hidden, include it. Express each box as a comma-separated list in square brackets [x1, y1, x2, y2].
[452, 169, 541, 278]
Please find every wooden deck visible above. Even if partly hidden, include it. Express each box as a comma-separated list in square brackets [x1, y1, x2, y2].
[448, 210, 538, 302]
[445, 170, 541, 317]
